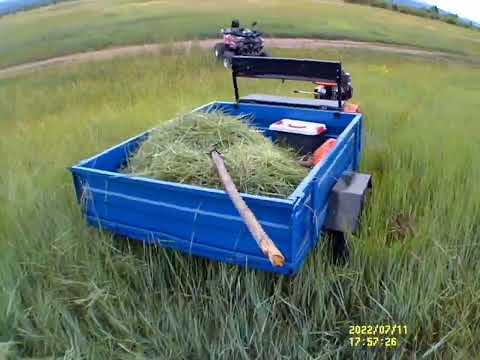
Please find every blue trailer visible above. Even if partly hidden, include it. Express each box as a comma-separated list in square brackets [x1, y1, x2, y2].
[70, 56, 372, 275]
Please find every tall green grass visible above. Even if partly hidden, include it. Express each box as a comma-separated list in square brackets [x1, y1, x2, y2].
[1, 48, 479, 358]
[0, 0, 479, 69]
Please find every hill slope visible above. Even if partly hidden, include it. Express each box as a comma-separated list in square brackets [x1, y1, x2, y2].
[0, 0, 478, 69]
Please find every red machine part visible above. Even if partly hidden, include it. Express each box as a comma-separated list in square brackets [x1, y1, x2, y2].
[314, 81, 337, 87]
[313, 138, 337, 166]
[343, 103, 361, 113]
[223, 34, 237, 48]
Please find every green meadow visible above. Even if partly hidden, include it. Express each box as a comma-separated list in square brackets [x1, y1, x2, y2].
[1, 47, 479, 358]
[0, 0, 479, 69]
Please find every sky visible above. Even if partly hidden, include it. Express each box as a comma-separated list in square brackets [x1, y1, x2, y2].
[422, 0, 480, 23]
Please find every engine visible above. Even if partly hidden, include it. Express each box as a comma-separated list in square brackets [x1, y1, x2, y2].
[314, 71, 353, 101]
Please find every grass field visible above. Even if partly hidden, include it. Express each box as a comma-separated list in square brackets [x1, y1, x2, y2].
[0, 0, 479, 69]
[0, 47, 479, 358]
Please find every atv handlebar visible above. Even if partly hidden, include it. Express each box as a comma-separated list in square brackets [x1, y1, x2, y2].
[222, 28, 262, 36]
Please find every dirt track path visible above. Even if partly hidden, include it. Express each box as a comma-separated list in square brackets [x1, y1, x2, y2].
[0, 38, 473, 78]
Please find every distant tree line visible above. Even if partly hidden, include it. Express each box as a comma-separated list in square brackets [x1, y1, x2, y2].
[344, 0, 478, 30]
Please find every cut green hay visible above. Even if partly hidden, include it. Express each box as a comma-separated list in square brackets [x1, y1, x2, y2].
[122, 111, 309, 198]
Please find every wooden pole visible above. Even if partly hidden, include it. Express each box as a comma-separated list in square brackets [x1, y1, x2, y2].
[210, 150, 285, 267]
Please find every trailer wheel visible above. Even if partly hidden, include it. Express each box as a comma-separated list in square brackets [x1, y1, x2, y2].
[329, 230, 349, 264]
[214, 43, 226, 60]
[223, 51, 234, 69]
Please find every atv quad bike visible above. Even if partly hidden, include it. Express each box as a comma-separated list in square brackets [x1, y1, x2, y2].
[214, 19, 268, 68]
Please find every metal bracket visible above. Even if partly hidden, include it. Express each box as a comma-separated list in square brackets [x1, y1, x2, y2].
[325, 171, 372, 234]
[232, 70, 239, 105]
[230, 56, 343, 108]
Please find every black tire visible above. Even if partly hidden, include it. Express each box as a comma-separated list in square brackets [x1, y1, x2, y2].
[213, 43, 226, 60]
[329, 231, 350, 265]
[223, 51, 234, 69]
